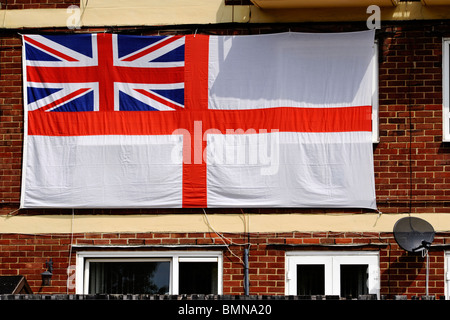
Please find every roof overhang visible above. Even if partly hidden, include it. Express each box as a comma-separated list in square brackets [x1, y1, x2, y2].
[250, 0, 399, 9]
[421, 0, 450, 5]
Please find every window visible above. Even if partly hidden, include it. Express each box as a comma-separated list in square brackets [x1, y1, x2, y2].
[372, 41, 380, 143]
[75, 251, 222, 295]
[445, 251, 450, 299]
[179, 260, 218, 294]
[285, 251, 380, 298]
[443, 38, 450, 142]
[87, 259, 171, 294]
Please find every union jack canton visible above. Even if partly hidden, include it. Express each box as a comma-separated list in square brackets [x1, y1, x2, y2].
[24, 34, 186, 113]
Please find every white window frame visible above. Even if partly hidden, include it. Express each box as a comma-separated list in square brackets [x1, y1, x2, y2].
[285, 251, 380, 298]
[372, 41, 380, 143]
[75, 251, 223, 295]
[443, 38, 450, 142]
[445, 251, 450, 299]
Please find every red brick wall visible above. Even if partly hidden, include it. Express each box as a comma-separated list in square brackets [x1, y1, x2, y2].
[4, 0, 77, 10]
[1, 21, 450, 298]
[380, 238, 446, 298]
[0, 231, 447, 298]
[375, 24, 450, 214]
[0, 34, 22, 207]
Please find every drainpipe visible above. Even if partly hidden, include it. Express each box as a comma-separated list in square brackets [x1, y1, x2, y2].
[244, 246, 249, 295]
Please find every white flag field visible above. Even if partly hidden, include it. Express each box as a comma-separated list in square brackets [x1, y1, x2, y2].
[20, 30, 377, 209]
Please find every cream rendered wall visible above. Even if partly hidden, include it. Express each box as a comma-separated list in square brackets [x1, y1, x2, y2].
[1, 1, 449, 28]
[2, 213, 450, 234]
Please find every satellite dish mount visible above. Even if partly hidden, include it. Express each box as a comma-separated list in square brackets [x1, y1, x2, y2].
[393, 217, 435, 296]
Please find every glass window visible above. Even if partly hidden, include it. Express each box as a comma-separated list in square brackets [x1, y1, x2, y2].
[445, 251, 450, 299]
[88, 261, 170, 295]
[296, 264, 325, 296]
[340, 264, 368, 298]
[443, 39, 450, 142]
[76, 251, 223, 295]
[179, 262, 218, 294]
[286, 251, 379, 298]
[372, 41, 380, 143]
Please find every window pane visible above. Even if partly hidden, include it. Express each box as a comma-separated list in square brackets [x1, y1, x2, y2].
[179, 262, 218, 294]
[340, 265, 368, 298]
[296, 264, 325, 296]
[88, 261, 170, 294]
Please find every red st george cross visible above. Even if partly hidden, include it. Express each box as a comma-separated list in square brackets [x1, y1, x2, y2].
[26, 33, 372, 208]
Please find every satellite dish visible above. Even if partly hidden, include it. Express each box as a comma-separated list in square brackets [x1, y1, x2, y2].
[393, 217, 435, 253]
[393, 216, 435, 296]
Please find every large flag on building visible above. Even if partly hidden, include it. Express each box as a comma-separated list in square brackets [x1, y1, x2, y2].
[20, 31, 377, 209]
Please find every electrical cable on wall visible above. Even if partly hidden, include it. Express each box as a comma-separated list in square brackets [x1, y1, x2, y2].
[67, 208, 75, 294]
[202, 208, 249, 266]
[407, 33, 415, 216]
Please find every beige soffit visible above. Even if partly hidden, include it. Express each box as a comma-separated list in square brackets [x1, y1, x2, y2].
[421, 0, 450, 5]
[0, 1, 448, 28]
[1, 213, 450, 234]
[250, 0, 398, 8]
[80, 0, 248, 26]
[0, 0, 249, 28]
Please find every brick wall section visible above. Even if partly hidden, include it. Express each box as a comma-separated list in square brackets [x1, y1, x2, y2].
[4, 0, 77, 10]
[0, 34, 22, 206]
[0, 231, 447, 298]
[1, 21, 450, 298]
[375, 24, 450, 214]
[380, 236, 446, 298]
